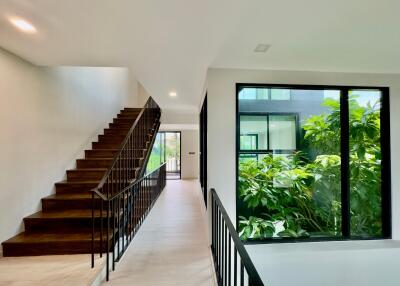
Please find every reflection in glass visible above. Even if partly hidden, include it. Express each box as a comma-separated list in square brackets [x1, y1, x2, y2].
[240, 116, 268, 150]
[269, 115, 296, 150]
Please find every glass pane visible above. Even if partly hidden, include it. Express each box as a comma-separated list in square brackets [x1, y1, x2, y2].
[348, 90, 382, 237]
[240, 135, 257, 150]
[165, 132, 181, 178]
[239, 115, 268, 150]
[147, 133, 162, 173]
[238, 88, 342, 240]
[269, 115, 296, 150]
[271, 89, 290, 100]
[239, 87, 269, 100]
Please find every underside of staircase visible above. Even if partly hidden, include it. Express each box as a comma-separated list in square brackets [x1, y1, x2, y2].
[2, 107, 158, 257]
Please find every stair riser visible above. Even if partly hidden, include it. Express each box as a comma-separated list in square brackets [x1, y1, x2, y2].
[67, 170, 106, 181]
[56, 183, 98, 194]
[42, 195, 152, 212]
[85, 149, 119, 158]
[98, 134, 126, 143]
[76, 159, 113, 169]
[86, 149, 146, 159]
[92, 141, 122, 149]
[122, 108, 141, 112]
[109, 122, 133, 129]
[56, 181, 141, 194]
[93, 142, 151, 150]
[77, 159, 143, 169]
[2, 240, 112, 257]
[24, 217, 107, 232]
[117, 113, 139, 119]
[42, 199, 102, 211]
[113, 118, 137, 124]
[104, 129, 129, 136]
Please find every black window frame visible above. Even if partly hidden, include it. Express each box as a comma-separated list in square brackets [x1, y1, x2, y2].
[239, 133, 259, 150]
[236, 83, 392, 244]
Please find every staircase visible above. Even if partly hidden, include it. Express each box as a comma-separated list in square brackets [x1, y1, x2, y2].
[2, 100, 161, 257]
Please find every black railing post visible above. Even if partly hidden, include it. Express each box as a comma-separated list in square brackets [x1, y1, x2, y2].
[91, 191, 95, 268]
[90, 97, 164, 281]
[210, 189, 264, 286]
[106, 200, 110, 281]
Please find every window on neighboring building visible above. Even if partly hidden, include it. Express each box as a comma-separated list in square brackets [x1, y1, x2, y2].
[236, 84, 391, 242]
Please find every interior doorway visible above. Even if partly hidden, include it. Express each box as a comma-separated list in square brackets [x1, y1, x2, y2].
[199, 95, 207, 206]
[162, 131, 181, 180]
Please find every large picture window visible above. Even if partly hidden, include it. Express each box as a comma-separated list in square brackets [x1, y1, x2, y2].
[236, 84, 391, 242]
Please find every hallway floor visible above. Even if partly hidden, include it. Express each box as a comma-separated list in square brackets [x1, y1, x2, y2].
[104, 180, 216, 286]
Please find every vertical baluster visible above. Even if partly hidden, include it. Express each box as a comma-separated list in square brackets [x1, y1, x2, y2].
[129, 137, 132, 175]
[124, 146, 126, 186]
[112, 197, 116, 271]
[110, 170, 113, 198]
[217, 208, 221, 280]
[119, 155, 122, 193]
[224, 224, 227, 286]
[91, 191, 95, 268]
[228, 234, 231, 286]
[234, 247, 237, 286]
[145, 176, 151, 213]
[117, 193, 120, 258]
[222, 220, 225, 284]
[240, 260, 244, 286]
[106, 199, 110, 281]
[130, 185, 134, 242]
[121, 189, 125, 252]
[141, 179, 144, 223]
[100, 190, 103, 258]
[133, 184, 137, 234]
[211, 194, 214, 255]
[123, 189, 127, 251]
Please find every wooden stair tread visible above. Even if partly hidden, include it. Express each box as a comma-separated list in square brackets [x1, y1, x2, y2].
[3, 231, 108, 244]
[68, 168, 108, 171]
[26, 209, 102, 219]
[56, 180, 100, 185]
[43, 193, 94, 200]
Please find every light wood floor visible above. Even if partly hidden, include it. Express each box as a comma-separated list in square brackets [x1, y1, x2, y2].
[0, 254, 105, 286]
[104, 180, 216, 286]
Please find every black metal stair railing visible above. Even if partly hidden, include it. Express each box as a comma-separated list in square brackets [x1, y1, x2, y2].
[211, 188, 264, 286]
[90, 96, 167, 281]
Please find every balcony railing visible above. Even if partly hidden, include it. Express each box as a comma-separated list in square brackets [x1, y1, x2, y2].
[90, 96, 166, 281]
[211, 188, 264, 286]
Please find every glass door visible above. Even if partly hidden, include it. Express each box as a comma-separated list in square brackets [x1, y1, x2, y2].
[163, 131, 181, 179]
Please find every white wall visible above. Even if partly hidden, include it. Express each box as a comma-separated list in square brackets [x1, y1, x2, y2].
[181, 130, 199, 179]
[206, 67, 400, 286]
[0, 48, 138, 245]
[137, 82, 150, 106]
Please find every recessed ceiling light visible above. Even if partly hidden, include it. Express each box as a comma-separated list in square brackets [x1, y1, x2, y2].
[254, 44, 270, 53]
[169, 91, 177, 97]
[9, 18, 37, 33]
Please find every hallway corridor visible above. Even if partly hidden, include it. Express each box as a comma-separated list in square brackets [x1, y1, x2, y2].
[104, 180, 216, 286]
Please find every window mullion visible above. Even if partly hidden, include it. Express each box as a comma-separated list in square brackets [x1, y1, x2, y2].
[340, 88, 351, 238]
[381, 87, 392, 238]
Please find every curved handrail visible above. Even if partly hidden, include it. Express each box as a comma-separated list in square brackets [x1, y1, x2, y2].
[91, 96, 161, 201]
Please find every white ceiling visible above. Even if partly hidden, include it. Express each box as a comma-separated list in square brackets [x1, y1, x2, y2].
[1, 0, 400, 112]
